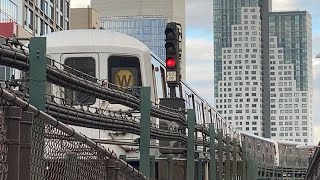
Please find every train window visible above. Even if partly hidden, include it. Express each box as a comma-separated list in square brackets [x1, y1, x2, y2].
[108, 56, 142, 87]
[160, 67, 167, 97]
[64, 57, 96, 105]
[152, 65, 158, 100]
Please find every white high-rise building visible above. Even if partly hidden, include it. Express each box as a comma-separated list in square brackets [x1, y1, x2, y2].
[216, 6, 264, 136]
[214, 0, 313, 142]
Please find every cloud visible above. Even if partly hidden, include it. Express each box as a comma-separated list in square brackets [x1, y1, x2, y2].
[185, 37, 214, 103]
[186, 0, 213, 31]
[271, 0, 300, 11]
[314, 126, 320, 143]
[70, 0, 90, 8]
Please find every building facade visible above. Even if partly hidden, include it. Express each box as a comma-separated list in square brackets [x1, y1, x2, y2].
[213, 0, 313, 142]
[0, 0, 20, 85]
[70, 8, 100, 30]
[91, 0, 186, 79]
[0, 0, 71, 86]
[23, 0, 70, 36]
[269, 11, 313, 143]
[213, 0, 271, 137]
[100, 16, 168, 60]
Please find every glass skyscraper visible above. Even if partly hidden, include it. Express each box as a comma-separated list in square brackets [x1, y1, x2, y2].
[100, 16, 168, 60]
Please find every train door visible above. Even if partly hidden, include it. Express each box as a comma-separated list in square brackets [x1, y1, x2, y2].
[60, 53, 100, 107]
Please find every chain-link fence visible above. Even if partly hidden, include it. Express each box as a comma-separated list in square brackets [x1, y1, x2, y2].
[0, 100, 8, 180]
[0, 88, 148, 180]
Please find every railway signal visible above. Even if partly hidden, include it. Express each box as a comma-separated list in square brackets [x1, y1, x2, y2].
[165, 22, 181, 86]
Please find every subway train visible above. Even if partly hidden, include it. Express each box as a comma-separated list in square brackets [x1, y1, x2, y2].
[42, 29, 282, 165]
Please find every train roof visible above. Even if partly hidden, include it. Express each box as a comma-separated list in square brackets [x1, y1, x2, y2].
[42, 29, 150, 54]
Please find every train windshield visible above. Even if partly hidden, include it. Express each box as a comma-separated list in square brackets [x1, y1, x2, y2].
[108, 56, 142, 88]
[64, 57, 96, 105]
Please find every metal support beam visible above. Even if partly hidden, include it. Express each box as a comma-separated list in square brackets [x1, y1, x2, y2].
[29, 37, 47, 179]
[139, 87, 151, 178]
[209, 125, 216, 180]
[187, 109, 195, 180]
[218, 130, 223, 180]
[4, 106, 22, 180]
[29, 37, 47, 110]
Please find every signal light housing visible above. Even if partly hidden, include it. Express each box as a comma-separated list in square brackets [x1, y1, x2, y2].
[165, 22, 181, 84]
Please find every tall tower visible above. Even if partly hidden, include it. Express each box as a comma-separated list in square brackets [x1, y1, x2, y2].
[213, 0, 271, 137]
[269, 11, 313, 143]
[91, 0, 186, 80]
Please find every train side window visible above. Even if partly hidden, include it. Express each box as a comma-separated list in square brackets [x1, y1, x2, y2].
[108, 56, 142, 87]
[160, 67, 167, 97]
[64, 57, 96, 105]
[152, 65, 158, 100]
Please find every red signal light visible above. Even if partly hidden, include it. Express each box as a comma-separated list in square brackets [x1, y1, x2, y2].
[166, 58, 176, 68]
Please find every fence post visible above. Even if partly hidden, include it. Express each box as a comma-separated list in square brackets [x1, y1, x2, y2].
[150, 156, 155, 180]
[209, 125, 216, 180]
[232, 138, 238, 180]
[29, 37, 47, 179]
[4, 106, 22, 180]
[225, 136, 231, 180]
[187, 109, 195, 180]
[20, 111, 33, 180]
[139, 86, 151, 178]
[241, 138, 247, 180]
[218, 129, 223, 180]
[167, 156, 173, 180]
[197, 158, 203, 180]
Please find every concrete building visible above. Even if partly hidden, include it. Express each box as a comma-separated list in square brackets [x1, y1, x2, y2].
[213, 1, 313, 143]
[269, 11, 313, 143]
[70, 8, 100, 29]
[213, 0, 271, 137]
[23, 0, 70, 36]
[0, 0, 71, 86]
[91, 0, 186, 80]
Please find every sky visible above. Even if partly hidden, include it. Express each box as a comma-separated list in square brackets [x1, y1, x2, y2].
[71, 0, 320, 142]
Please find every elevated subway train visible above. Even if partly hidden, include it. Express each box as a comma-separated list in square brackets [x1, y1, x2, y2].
[42, 29, 280, 165]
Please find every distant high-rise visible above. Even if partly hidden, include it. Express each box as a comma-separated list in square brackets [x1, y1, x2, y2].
[100, 16, 168, 60]
[213, 0, 271, 137]
[213, 0, 313, 143]
[269, 11, 313, 143]
[91, 0, 186, 80]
